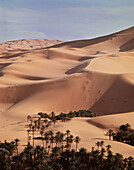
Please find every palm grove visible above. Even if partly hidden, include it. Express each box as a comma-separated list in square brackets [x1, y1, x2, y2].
[0, 110, 134, 169]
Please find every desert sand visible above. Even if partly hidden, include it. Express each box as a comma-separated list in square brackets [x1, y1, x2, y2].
[0, 27, 134, 156]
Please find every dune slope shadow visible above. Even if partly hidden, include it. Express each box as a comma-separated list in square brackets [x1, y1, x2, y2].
[19, 75, 49, 81]
[120, 39, 134, 52]
[49, 35, 112, 49]
[90, 75, 134, 115]
[79, 56, 95, 61]
[65, 61, 90, 74]
[0, 63, 12, 70]
[0, 52, 29, 59]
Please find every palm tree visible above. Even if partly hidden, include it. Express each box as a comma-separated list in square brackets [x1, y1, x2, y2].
[52, 146, 60, 158]
[34, 120, 38, 130]
[107, 150, 113, 166]
[40, 131, 44, 147]
[74, 136, 80, 152]
[49, 131, 53, 137]
[9, 141, 16, 156]
[32, 126, 35, 147]
[15, 138, 20, 155]
[53, 117, 57, 127]
[0, 148, 10, 169]
[51, 111, 55, 121]
[62, 115, 67, 122]
[50, 135, 54, 150]
[49, 131, 54, 149]
[27, 129, 31, 144]
[96, 141, 100, 150]
[100, 140, 104, 149]
[38, 117, 41, 124]
[55, 134, 60, 147]
[127, 156, 133, 169]
[44, 132, 50, 152]
[20, 151, 27, 166]
[37, 125, 40, 130]
[38, 112, 43, 118]
[107, 129, 113, 140]
[27, 115, 31, 123]
[28, 123, 32, 130]
[41, 125, 45, 132]
[39, 147, 47, 161]
[24, 142, 34, 166]
[65, 137, 70, 150]
[30, 117, 33, 124]
[69, 135, 74, 150]
[91, 147, 95, 152]
[112, 132, 116, 141]
[48, 145, 51, 154]
[119, 124, 127, 132]
[59, 133, 64, 150]
[60, 113, 65, 122]
[113, 153, 123, 168]
[123, 158, 128, 169]
[44, 119, 48, 125]
[45, 124, 49, 129]
[44, 113, 49, 119]
[100, 147, 106, 159]
[34, 145, 41, 160]
[126, 123, 131, 131]
[66, 130, 70, 138]
[129, 133, 134, 146]
[106, 145, 111, 152]
[56, 131, 60, 137]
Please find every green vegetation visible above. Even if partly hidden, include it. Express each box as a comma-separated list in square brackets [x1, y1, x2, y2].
[54, 110, 97, 120]
[37, 110, 97, 122]
[0, 139, 134, 170]
[27, 110, 96, 147]
[107, 123, 134, 146]
[0, 113, 133, 169]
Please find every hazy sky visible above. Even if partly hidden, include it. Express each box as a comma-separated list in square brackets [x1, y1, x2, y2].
[0, 0, 134, 42]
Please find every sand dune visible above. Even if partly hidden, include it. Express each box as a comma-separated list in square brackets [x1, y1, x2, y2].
[0, 39, 63, 51]
[0, 26, 134, 156]
[88, 112, 134, 130]
[47, 117, 134, 157]
[0, 27, 134, 116]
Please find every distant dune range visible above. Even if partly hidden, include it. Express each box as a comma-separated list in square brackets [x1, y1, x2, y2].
[0, 27, 134, 156]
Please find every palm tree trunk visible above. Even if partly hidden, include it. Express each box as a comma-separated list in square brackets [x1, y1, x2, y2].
[42, 138, 44, 148]
[48, 146, 50, 155]
[52, 142, 53, 149]
[33, 131, 34, 147]
[76, 143, 78, 152]
[46, 141, 48, 152]
[16, 147, 19, 155]
[27, 131, 29, 144]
